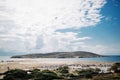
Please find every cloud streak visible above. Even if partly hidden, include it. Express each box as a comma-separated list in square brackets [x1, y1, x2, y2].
[0, 0, 110, 54]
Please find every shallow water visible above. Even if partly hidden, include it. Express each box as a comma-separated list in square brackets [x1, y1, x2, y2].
[0, 56, 120, 62]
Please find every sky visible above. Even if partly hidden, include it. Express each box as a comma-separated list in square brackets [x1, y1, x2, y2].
[0, 0, 120, 56]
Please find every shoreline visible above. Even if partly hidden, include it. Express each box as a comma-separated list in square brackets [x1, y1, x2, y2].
[0, 59, 115, 73]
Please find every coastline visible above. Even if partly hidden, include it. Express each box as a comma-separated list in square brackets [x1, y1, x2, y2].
[0, 58, 114, 73]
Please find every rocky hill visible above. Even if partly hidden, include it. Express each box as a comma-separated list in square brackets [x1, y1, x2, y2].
[11, 51, 103, 58]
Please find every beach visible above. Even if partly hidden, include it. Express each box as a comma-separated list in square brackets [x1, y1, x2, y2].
[0, 58, 114, 73]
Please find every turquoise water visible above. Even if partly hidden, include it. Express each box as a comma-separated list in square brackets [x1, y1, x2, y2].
[0, 56, 120, 62]
[76, 56, 120, 62]
[49, 56, 120, 62]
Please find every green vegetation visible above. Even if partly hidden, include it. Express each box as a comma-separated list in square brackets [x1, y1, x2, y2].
[55, 66, 71, 78]
[56, 66, 69, 74]
[11, 51, 102, 58]
[1, 63, 120, 80]
[75, 68, 100, 79]
[2, 69, 60, 80]
[110, 63, 120, 73]
[3, 69, 27, 80]
[93, 73, 120, 80]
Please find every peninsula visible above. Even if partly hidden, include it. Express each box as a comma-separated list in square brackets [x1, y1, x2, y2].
[11, 51, 102, 58]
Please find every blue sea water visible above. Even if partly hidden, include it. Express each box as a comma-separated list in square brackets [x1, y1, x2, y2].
[0, 56, 120, 62]
[76, 56, 120, 62]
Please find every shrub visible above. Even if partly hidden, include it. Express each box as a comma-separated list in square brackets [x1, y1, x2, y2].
[3, 69, 27, 80]
[41, 70, 59, 80]
[110, 63, 120, 73]
[76, 68, 100, 79]
[56, 66, 69, 74]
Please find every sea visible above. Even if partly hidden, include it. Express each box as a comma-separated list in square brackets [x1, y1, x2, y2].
[0, 56, 120, 62]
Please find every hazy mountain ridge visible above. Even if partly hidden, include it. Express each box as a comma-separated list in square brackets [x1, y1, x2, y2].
[11, 51, 103, 58]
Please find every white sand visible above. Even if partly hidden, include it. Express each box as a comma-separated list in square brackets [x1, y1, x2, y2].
[0, 58, 114, 73]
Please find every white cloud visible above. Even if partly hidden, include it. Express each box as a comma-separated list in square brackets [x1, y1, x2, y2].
[79, 44, 120, 55]
[0, 0, 113, 55]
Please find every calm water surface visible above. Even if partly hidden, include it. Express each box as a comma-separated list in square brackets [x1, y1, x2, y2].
[0, 56, 120, 62]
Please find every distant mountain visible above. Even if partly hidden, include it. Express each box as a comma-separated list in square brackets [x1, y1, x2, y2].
[11, 51, 103, 58]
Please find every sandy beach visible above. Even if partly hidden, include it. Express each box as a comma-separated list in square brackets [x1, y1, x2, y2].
[0, 58, 114, 73]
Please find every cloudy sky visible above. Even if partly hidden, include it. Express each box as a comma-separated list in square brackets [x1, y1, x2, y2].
[0, 0, 120, 56]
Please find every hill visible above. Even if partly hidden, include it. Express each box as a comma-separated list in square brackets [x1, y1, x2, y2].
[11, 51, 102, 58]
